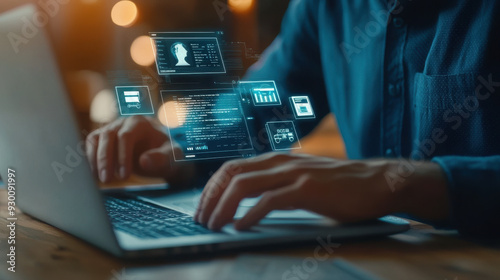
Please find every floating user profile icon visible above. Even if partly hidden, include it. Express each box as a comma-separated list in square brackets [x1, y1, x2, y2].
[171, 42, 191, 66]
[265, 121, 301, 151]
[115, 86, 154, 116]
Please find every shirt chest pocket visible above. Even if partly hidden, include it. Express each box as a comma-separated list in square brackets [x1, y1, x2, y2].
[412, 72, 500, 157]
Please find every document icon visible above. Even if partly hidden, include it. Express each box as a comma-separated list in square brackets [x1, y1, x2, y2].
[290, 96, 315, 119]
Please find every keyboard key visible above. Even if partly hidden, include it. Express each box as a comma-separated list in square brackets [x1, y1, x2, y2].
[104, 196, 215, 239]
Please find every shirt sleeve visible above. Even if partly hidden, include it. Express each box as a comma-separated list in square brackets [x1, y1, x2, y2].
[193, 0, 330, 184]
[432, 155, 500, 238]
[244, 0, 330, 136]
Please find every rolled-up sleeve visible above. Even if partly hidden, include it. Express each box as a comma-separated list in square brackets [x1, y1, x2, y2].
[432, 156, 500, 238]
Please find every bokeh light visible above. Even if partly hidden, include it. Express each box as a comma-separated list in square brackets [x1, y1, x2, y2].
[111, 1, 138, 27]
[158, 101, 185, 128]
[130, 35, 155, 66]
[228, 0, 253, 13]
[90, 89, 118, 123]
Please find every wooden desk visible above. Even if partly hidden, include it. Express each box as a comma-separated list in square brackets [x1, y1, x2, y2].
[1, 189, 499, 280]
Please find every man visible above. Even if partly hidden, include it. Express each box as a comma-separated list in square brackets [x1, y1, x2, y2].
[87, 0, 500, 237]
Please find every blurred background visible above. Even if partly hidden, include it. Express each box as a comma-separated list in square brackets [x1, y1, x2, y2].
[0, 0, 289, 128]
[0, 0, 346, 159]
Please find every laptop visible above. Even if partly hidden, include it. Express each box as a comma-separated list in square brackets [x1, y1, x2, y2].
[0, 5, 409, 258]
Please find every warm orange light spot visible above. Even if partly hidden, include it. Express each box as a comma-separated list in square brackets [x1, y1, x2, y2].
[130, 35, 155, 67]
[228, 0, 253, 13]
[111, 1, 138, 27]
[90, 89, 118, 123]
[158, 101, 184, 128]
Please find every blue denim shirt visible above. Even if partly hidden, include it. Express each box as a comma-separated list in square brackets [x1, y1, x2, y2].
[246, 0, 500, 237]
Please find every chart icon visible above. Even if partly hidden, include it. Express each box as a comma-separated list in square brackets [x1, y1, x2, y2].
[238, 81, 282, 106]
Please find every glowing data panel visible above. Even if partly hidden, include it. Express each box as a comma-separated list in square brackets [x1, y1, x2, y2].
[161, 89, 254, 161]
[151, 32, 226, 75]
[265, 121, 301, 151]
[290, 96, 315, 119]
[115, 86, 154, 115]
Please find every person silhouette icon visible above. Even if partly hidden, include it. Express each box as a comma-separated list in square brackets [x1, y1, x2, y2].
[171, 43, 190, 66]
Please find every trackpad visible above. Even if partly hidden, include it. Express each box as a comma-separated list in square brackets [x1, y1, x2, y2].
[140, 193, 323, 220]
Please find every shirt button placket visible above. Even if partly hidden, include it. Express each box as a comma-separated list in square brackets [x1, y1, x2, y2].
[382, 1, 407, 158]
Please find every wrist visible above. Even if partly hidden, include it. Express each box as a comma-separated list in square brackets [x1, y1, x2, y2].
[393, 161, 450, 222]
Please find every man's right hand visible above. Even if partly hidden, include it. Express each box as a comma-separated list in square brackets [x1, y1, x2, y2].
[86, 116, 193, 185]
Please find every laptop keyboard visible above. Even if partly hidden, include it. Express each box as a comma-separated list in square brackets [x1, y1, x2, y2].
[104, 196, 213, 239]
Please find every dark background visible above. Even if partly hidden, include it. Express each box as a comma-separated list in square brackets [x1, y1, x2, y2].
[1, 0, 289, 74]
[0, 0, 290, 129]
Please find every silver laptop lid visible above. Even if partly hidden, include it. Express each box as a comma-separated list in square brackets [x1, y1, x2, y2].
[0, 5, 121, 256]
